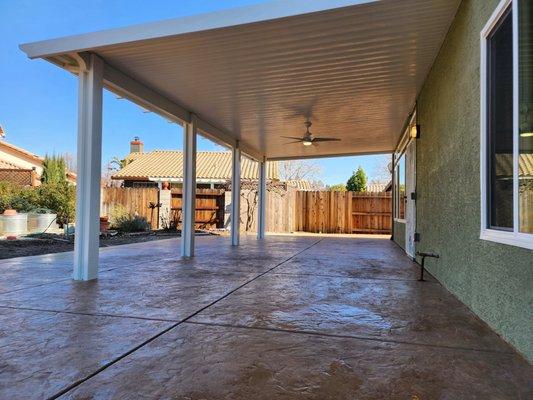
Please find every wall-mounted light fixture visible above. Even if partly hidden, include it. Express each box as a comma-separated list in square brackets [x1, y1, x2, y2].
[409, 124, 420, 139]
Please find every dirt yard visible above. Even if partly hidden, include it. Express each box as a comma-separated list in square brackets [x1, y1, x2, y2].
[0, 232, 185, 259]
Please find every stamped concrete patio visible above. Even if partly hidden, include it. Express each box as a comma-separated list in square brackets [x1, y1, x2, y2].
[0, 235, 531, 399]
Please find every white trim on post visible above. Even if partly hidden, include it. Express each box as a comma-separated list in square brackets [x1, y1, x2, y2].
[231, 143, 241, 246]
[181, 118, 197, 257]
[73, 53, 104, 281]
[257, 158, 267, 239]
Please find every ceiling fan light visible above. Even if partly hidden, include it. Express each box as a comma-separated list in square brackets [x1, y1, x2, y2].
[303, 140, 313, 146]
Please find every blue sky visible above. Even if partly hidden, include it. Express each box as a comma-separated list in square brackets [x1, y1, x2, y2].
[0, 0, 389, 185]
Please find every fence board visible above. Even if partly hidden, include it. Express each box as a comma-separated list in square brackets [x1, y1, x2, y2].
[294, 191, 391, 234]
[101, 187, 160, 229]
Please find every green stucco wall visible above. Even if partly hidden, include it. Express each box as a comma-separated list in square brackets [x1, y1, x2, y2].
[415, 0, 533, 361]
[393, 221, 406, 250]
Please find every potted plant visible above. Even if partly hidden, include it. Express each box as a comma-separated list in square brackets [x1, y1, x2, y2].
[100, 216, 110, 233]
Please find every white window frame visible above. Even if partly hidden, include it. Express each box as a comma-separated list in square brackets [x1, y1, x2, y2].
[480, 0, 533, 250]
[393, 112, 416, 223]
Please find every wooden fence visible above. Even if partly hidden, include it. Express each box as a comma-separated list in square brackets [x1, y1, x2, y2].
[294, 191, 392, 234]
[101, 187, 391, 234]
[101, 187, 226, 230]
[170, 188, 225, 229]
[101, 187, 160, 229]
[240, 187, 297, 233]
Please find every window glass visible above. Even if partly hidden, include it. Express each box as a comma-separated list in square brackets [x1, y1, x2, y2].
[487, 8, 514, 230]
[519, 0, 533, 233]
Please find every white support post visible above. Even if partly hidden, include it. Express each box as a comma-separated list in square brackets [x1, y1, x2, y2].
[181, 118, 197, 257]
[257, 158, 267, 239]
[231, 143, 241, 246]
[73, 54, 104, 281]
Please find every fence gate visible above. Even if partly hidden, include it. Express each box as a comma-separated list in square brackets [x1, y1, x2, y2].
[170, 188, 225, 230]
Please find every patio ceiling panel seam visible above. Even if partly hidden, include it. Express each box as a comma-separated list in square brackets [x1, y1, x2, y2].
[102, 61, 263, 161]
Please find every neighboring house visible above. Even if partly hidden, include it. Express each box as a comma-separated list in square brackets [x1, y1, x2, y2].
[366, 182, 391, 193]
[286, 180, 314, 191]
[0, 139, 76, 186]
[111, 138, 279, 188]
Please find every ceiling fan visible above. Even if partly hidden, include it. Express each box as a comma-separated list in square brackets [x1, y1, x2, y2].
[282, 121, 341, 146]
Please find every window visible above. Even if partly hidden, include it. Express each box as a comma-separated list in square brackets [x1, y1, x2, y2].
[518, 0, 533, 234]
[481, 0, 533, 249]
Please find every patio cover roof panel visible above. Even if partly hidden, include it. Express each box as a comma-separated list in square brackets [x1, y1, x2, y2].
[20, 0, 461, 160]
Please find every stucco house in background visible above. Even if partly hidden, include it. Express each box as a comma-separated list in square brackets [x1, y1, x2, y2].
[0, 135, 77, 186]
[111, 138, 279, 188]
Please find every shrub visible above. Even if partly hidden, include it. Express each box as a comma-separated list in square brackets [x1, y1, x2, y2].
[41, 155, 67, 184]
[0, 182, 39, 213]
[113, 213, 150, 233]
[36, 182, 76, 225]
[0, 181, 75, 225]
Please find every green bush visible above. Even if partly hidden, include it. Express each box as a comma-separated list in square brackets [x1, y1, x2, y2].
[112, 213, 150, 233]
[36, 182, 76, 225]
[41, 155, 67, 184]
[0, 182, 38, 213]
[0, 181, 75, 225]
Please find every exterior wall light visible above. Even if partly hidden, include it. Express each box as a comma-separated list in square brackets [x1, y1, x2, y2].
[410, 124, 421, 139]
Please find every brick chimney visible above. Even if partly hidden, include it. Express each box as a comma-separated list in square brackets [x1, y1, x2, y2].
[130, 136, 144, 153]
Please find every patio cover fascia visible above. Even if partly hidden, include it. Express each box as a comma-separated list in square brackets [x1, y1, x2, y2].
[19, 0, 461, 162]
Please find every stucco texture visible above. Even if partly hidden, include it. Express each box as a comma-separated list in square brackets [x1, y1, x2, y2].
[393, 221, 406, 250]
[416, 0, 533, 361]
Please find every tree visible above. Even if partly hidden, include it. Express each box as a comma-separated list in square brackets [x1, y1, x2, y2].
[41, 155, 67, 184]
[109, 157, 131, 171]
[278, 160, 322, 182]
[346, 166, 367, 192]
[370, 154, 392, 184]
[328, 183, 346, 192]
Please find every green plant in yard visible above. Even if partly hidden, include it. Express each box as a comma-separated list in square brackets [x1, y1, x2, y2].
[36, 182, 75, 225]
[0, 181, 39, 212]
[109, 157, 131, 171]
[109, 204, 129, 226]
[0, 181, 75, 225]
[41, 155, 67, 184]
[113, 213, 150, 233]
[346, 166, 368, 192]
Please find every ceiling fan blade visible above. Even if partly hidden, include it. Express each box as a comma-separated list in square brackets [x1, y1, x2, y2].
[281, 136, 303, 141]
[285, 140, 304, 144]
[312, 137, 341, 142]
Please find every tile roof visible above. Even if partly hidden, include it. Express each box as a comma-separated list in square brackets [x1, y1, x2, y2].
[366, 183, 388, 193]
[0, 139, 43, 163]
[286, 180, 313, 191]
[0, 159, 20, 169]
[112, 150, 279, 181]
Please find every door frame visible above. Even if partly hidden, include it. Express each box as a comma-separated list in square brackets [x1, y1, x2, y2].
[393, 111, 417, 258]
[404, 139, 417, 258]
